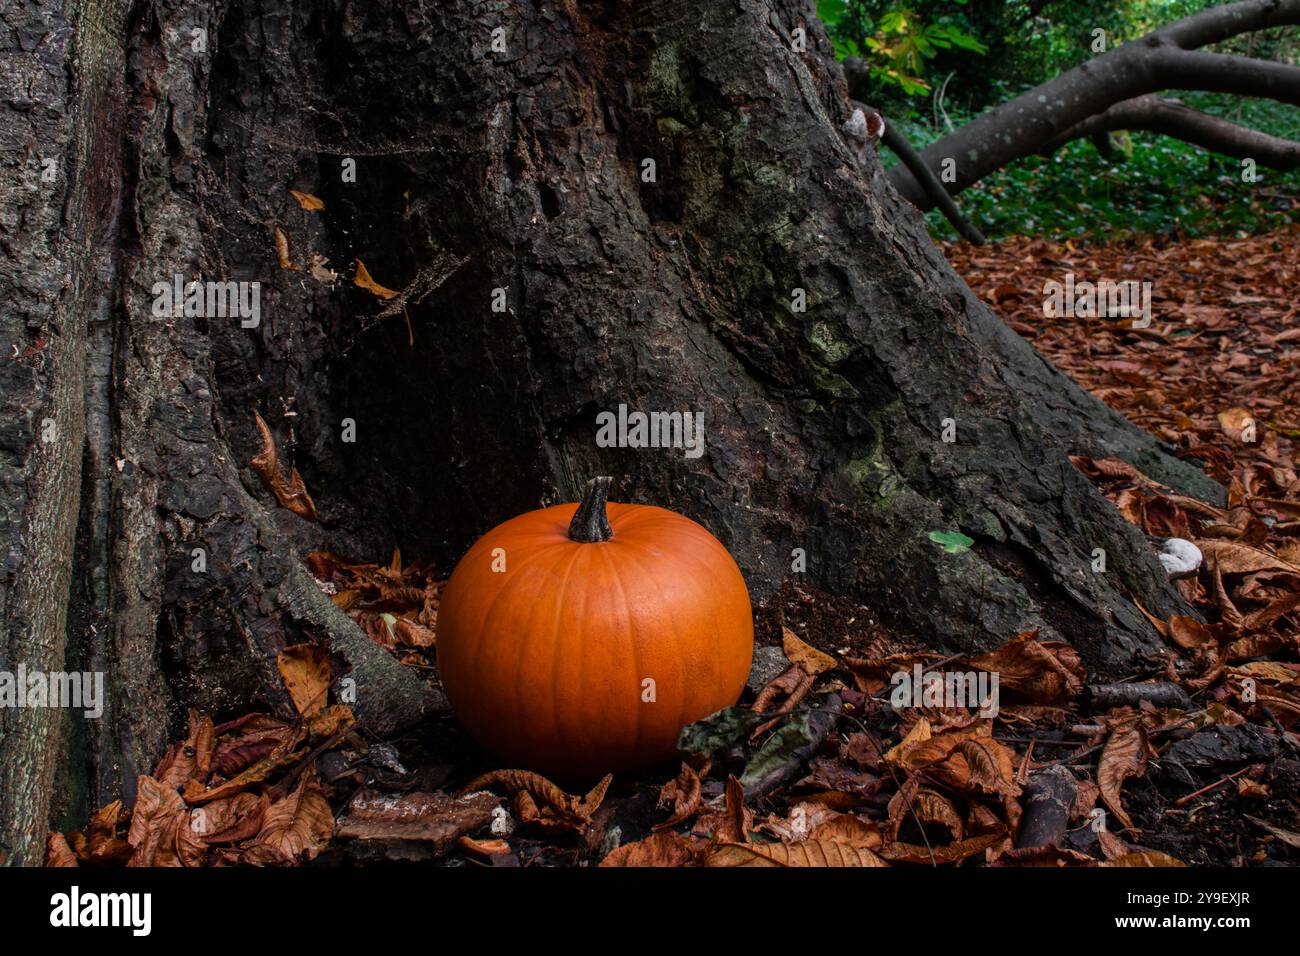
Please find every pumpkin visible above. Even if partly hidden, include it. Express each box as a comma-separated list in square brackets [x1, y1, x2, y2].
[437, 477, 754, 779]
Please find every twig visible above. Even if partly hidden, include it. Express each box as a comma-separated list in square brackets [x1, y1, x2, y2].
[1044, 713, 1202, 768]
[1172, 766, 1252, 806]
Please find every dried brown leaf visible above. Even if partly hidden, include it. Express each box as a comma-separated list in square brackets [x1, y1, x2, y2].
[706, 840, 887, 867]
[288, 189, 325, 212]
[694, 775, 751, 844]
[276, 643, 330, 718]
[246, 774, 333, 865]
[274, 225, 297, 270]
[968, 630, 1083, 703]
[127, 775, 190, 867]
[459, 769, 611, 826]
[46, 833, 78, 867]
[782, 626, 837, 676]
[877, 831, 1003, 865]
[154, 710, 215, 791]
[654, 762, 703, 831]
[354, 259, 399, 299]
[600, 831, 703, 867]
[1098, 718, 1148, 832]
[250, 412, 317, 521]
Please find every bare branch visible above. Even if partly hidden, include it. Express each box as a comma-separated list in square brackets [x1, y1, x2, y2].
[1156, 0, 1300, 48]
[852, 100, 986, 244]
[880, 0, 1300, 209]
[1046, 94, 1300, 169]
[1151, 48, 1300, 106]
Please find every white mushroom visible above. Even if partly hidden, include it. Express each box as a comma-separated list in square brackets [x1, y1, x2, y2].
[1157, 538, 1203, 579]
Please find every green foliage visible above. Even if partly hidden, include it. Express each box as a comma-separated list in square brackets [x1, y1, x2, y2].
[928, 529, 974, 553]
[887, 97, 1300, 242]
[815, 0, 1300, 239]
[822, 1, 987, 95]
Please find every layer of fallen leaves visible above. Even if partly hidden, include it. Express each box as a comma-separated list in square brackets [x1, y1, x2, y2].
[937, 227, 1300, 861]
[59, 229, 1297, 867]
[598, 628, 1134, 868]
[50, 643, 354, 866]
[949, 229, 1300, 703]
[306, 548, 442, 666]
[590, 231, 1300, 868]
[946, 228, 1299, 492]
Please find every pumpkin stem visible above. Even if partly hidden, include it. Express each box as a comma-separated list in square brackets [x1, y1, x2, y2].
[568, 476, 614, 543]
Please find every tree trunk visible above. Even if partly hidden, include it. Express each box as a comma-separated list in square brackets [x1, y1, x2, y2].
[0, 0, 1220, 865]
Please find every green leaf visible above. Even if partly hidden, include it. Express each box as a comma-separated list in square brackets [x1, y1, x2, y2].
[928, 24, 987, 54]
[878, 10, 906, 33]
[739, 712, 817, 789]
[677, 707, 763, 757]
[814, 0, 846, 29]
[928, 530, 974, 554]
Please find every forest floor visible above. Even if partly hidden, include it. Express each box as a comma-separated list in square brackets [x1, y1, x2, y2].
[48, 228, 1300, 869]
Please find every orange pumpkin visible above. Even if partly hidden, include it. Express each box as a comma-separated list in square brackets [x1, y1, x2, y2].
[437, 477, 754, 779]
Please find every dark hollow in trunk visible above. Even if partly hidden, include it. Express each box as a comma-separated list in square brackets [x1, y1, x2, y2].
[0, 0, 1220, 864]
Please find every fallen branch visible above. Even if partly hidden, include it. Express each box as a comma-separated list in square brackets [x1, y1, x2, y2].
[1016, 765, 1079, 849]
[876, 104, 986, 245]
[1087, 682, 1193, 712]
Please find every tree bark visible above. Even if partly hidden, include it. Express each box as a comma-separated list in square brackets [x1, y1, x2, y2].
[0, 0, 1222, 865]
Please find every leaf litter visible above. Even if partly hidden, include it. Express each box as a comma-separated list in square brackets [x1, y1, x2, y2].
[51, 230, 1300, 867]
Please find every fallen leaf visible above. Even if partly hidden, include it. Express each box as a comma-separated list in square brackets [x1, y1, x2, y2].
[968, 630, 1084, 703]
[782, 627, 838, 676]
[184, 733, 303, 805]
[250, 412, 318, 521]
[153, 711, 216, 791]
[127, 775, 190, 866]
[1098, 717, 1149, 831]
[1198, 539, 1300, 576]
[459, 770, 611, 827]
[877, 831, 1003, 864]
[1167, 615, 1215, 651]
[274, 225, 297, 270]
[276, 643, 330, 718]
[808, 814, 883, 849]
[886, 715, 933, 764]
[245, 774, 333, 865]
[600, 831, 702, 867]
[194, 793, 268, 845]
[288, 189, 325, 211]
[654, 762, 704, 831]
[354, 259, 399, 299]
[304, 703, 355, 740]
[694, 775, 751, 844]
[459, 836, 512, 857]
[678, 707, 764, 757]
[46, 833, 78, 867]
[706, 840, 887, 867]
[82, 799, 132, 864]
